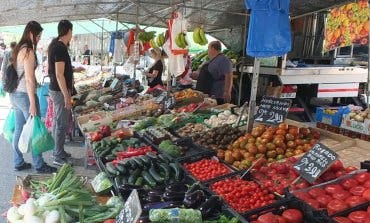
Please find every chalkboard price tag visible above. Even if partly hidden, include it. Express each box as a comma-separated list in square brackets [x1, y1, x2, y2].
[116, 189, 142, 223]
[293, 143, 339, 183]
[254, 96, 292, 125]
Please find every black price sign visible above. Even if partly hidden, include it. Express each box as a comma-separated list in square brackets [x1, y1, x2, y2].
[116, 189, 142, 223]
[293, 143, 339, 183]
[255, 96, 291, 125]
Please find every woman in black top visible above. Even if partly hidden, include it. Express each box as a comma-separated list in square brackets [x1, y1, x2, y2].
[146, 48, 164, 88]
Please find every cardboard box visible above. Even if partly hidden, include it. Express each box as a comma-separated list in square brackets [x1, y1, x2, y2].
[341, 114, 370, 135]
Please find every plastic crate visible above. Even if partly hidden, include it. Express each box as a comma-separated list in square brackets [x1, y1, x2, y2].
[315, 106, 350, 127]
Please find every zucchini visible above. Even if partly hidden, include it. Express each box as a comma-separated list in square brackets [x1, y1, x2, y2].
[106, 162, 119, 176]
[158, 154, 170, 163]
[139, 155, 151, 167]
[116, 164, 127, 174]
[142, 170, 157, 188]
[158, 163, 170, 181]
[132, 156, 144, 168]
[128, 169, 141, 185]
[114, 176, 123, 189]
[149, 166, 165, 183]
[128, 159, 137, 170]
[146, 152, 157, 160]
[135, 177, 144, 186]
[118, 159, 131, 168]
[105, 154, 116, 162]
[169, 162, 182, 181]
[99, 147, 112, 157]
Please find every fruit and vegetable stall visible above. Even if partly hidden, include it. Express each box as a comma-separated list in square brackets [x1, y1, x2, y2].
[6, 68, 370, 223]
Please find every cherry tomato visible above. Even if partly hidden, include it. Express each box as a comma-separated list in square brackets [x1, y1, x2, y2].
[330, 160, 344, 172]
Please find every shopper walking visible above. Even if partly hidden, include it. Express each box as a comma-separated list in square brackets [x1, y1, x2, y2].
[9, 21, 57, 173]
[48, 20, 83, 166]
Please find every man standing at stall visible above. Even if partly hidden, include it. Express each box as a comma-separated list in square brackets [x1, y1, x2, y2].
[82, 44, 92, 65]
[48, 20, 84, 166]
[193, 41, 233, 104]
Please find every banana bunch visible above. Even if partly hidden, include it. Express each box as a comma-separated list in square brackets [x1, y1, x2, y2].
[156, 33, 165, 47]
[193, 27, 208, 45]
[175, 32, 188, 49]
[150, 39, 158, 49]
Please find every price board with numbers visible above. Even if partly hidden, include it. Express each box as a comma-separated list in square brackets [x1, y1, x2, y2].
[293, 143, 339, 183]
[254, 96, 292, 125]
[116, 189, 142, 223]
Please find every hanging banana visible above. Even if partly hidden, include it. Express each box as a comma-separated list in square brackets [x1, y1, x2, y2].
[193, 27, 202, 44]
[150, 38, 158, 48]
[199, 28, 208, 45]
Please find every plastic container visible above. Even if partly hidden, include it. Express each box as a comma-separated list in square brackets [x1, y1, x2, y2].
[315, 106, 350, 127]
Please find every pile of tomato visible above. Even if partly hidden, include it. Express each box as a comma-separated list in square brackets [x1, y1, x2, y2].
[333, 206, 370, 223]
[252, 158, 359, 194]
[183, 158, 231, 181]
[211, 178, 275, 213]
[293, 172, 370, 215]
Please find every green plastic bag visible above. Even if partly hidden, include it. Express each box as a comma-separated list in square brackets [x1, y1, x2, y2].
[3, 109, 15, 143]
[0, 82, 5, 98]
[31, 116, 54, 155]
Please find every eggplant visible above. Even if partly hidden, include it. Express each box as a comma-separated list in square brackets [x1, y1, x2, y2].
[183, 190, 206, 208]
[143, 201, 182, 212]
[165, 182, 188, 192]
[186, 182, 202, 195]
[199, 195, 222, 218]
[147, 189, 163, 197]
[119, 184, 145, 197]
[143, 195, 162, 203]
[138, 215, 150, 223]
[163, 191, 185, 202]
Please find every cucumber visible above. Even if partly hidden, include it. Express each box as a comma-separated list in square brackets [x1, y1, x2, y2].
[105, 155, 116, 162]
[142, 170, 157, 188]
[128, 159, 137, 170]
[99, 147, 112, 157]
[114, 176, 122, 189]
[119, 159, 131, 168]
[146, 152, 157, 160]
[158, 154, 170, 163]
[135, 177, 144, 186]
[106, 162, 119, 176]
[128, 169, 141, 185]
[121, 175, 128, 184]
[149, 166, 165, 183]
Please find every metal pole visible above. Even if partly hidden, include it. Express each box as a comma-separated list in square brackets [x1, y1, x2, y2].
[101, 19, 104, 71]
[246, 58, 260, 132]
[310, 13, 318, 57]
[114, 12, 119, 75]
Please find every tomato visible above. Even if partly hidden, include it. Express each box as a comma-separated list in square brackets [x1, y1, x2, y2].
[364, 180, 370, 188]
[258, 212, 278, 223]
[327, 199, 349, 215]
[103, 220, 116, 223]
[325, 184, 344, 194]
[333, 190, 351, 200]
[333, 217, 352, 223]
[331, 160, 344, 172]
[342, 178, 359, 189]
[345, 196, 367, 207]
[317, 195, 333, 207]
[294, 192, 312, 201]
[277, 216, 288, 223]
[282, 209, 303, 223]
[348, 211, 368, 223]
[336, 170, 347, 178]
[350, 186, 367, 196]
[304, 198, 321, 209]
[355, 173, 370, 183]
[363, 188, 370, 201]
[346, 166, 359, 173]
[308, 188, 327, 198]
[368, 206, 370, 213]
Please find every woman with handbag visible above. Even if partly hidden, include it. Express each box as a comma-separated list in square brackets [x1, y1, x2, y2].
[9, 21, 57, 173]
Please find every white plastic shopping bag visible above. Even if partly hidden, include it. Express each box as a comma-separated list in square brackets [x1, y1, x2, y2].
[19, 117, 34, 153]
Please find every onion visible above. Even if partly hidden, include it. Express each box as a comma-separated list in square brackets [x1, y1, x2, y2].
[45, 210, 60, 223]
[7, 206, 22, 222]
